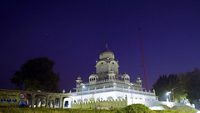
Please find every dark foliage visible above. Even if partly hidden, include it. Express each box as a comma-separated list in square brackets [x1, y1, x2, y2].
[11, 57, 59, 92]
[153, 68, 200, 103]
[116, 104, 154, 113]
[185, 68, 200, 102]
[153, 74, 180, 101]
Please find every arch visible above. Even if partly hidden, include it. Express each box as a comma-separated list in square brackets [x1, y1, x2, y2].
[89, 97, 95, 102]
[96, 61, 107, 67]
[117, 96, 123, 101]
[107, 96, 114, 101]
[84, 98, 88, 103]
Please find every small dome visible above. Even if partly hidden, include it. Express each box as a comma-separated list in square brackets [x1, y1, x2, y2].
[89, 74, 98, 79]
[99, 49, 115, 59]
[121, 73, 130, 83]
[77, 76, 82, 80]
[136, 77, 142, 83]
[122, 73, 130, 79]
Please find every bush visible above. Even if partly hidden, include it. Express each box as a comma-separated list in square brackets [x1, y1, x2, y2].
[171, 105, 197, 113]
[117, 104, 155, 113]
[154, 104, 198, 113]
[154, 110, 177, 113]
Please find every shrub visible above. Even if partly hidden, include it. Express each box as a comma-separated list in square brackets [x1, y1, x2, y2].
[171, 105, 197, 113]
[117, 104, 155, 113]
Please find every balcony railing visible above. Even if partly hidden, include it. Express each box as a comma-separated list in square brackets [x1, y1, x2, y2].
[72, 86, 155, 96]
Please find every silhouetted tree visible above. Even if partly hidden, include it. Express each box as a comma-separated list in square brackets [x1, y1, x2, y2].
[153, 74, 186, 101]
[186, 68, 200, 102]
[153, 68, 200, 103]
[11, 57, 59, 92]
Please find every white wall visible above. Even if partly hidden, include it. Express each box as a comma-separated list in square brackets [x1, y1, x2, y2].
[64, 90, 157, 108]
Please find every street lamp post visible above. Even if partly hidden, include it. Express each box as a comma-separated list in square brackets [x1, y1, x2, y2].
[166, 91, 171, 102]
[171, 87, 178, 102]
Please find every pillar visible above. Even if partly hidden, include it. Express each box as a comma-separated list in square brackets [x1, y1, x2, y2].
[59, 96, 63, 108]
[31, 94, 35, 108]
[46, 95, 49, 108]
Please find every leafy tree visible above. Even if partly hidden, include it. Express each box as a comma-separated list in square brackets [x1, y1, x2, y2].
[11, 57, 59, 92]
[153, 74, 186, 101]
[153, 75, 168, 100]
[153, 68, 200, 103]
[186, 68, 200, 103]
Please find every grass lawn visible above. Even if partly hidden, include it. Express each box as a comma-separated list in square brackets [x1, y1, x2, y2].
[0, 104, 198, 113]
[0, 107, 116, 113]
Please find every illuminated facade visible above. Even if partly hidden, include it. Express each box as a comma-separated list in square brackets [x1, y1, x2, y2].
[64, 49, 158, 109]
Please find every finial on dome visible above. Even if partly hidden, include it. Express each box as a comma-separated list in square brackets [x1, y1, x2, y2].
[99, 44, 115, 59]
[105, 43, 109, 50]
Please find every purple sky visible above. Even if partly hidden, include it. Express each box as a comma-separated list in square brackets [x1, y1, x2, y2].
[0, 0, 200, 92]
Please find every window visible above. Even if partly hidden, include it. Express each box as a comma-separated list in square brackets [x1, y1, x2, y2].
[7, 99, 11, 103]
[64, 101, 69, 107]
[12, 99, 17, 103]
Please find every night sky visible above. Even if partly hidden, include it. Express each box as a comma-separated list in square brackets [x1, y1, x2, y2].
[1, 0, 200, 92]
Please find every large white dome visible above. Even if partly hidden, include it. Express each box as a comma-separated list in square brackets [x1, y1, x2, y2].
[99, 49, 115, 59]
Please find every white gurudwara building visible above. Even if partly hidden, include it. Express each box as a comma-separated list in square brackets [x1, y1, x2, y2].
[64, 48, 158, 109]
